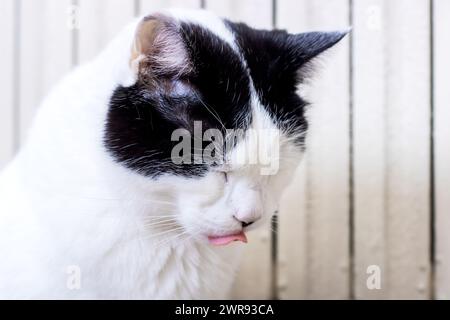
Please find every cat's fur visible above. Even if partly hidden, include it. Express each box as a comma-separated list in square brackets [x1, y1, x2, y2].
[0, 9, 346, 299]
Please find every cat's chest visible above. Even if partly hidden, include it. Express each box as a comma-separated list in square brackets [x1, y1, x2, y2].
[84, 237, 238, 299]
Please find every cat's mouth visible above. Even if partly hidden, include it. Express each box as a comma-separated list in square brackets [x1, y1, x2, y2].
[207, 231, 247, 246]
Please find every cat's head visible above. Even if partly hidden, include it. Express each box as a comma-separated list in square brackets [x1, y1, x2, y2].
[104, 9, 347, 245]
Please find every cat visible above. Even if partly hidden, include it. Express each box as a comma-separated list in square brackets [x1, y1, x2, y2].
[0, 8, 346, 299]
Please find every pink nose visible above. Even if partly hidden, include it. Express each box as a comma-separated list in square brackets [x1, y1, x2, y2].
[234, 208, 263, 227]
[231, 182, 263, 227]
[234, 215, 260, 227]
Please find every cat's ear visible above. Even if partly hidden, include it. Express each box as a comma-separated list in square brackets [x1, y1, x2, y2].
[130, 14, 192, 82]
[291, 30, 349, 64]
[275, 30, 348, 85]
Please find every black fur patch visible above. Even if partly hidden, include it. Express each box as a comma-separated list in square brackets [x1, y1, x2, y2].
[105, 22, 252, 178]
[225, 21, 309, 141]
[104, 18, 346, 177]
[226, 21, 347, 143]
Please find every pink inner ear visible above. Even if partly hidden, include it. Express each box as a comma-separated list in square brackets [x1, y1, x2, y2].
[132, 15, 192, 78]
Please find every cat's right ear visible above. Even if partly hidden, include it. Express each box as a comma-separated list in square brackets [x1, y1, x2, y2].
[130, 15, 192, 82]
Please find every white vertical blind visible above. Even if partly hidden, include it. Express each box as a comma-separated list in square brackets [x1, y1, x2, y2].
[206, 0, 272, 29]
[78, 0, 136, 64]
[140, 0, 202, 15]
[18, 0, 74, 144]
[384, 0, 431, 299]
[434, 0, 450, 300]
[0, 0, 15, 168]
[354, 0, 432, 300]
[277, 0, 351, 299]
[353, 0, 387, 300]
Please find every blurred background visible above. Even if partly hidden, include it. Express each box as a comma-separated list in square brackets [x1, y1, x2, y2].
[0, 0, 449, 299]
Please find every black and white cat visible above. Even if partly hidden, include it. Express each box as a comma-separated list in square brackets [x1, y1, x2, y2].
[0, 9, 346, 299]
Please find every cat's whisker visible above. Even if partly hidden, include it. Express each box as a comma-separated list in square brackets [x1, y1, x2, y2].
[154, 230, 191, 249]
[140, 226, 186, 241]
[38, 193, 179, 207]
[142, 220, 179, 226]
[142, 221, 180, 228]
[147, 228, 193, 252]
[142, 217, 179, 222]
[142, 216, 179, 223]
[142, 214, 179, 218]
[195, 94, 227, 133]
[140, 215, 182, 225]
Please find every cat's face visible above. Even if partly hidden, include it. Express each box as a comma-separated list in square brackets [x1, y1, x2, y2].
[104, 9, 346, 245]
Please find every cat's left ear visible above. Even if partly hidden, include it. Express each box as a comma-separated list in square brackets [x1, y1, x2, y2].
[256, 28, 349, 87]
[290, 30, 349, 65]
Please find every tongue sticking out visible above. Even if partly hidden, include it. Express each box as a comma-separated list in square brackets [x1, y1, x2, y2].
[208, 231, 248, 246]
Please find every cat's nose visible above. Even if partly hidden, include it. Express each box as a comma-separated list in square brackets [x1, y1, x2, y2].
[233, 211, 261, 228]
[231, 183, 263, 228]
[241, 220, 254, 228]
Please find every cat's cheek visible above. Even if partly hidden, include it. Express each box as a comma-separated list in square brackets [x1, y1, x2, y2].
[174, 203, 211, 239]
[176, 199, 241, 240]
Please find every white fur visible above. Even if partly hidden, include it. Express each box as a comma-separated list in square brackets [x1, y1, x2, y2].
[0, 9, 301, 299]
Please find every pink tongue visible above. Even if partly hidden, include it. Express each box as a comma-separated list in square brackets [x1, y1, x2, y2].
[208, 231, 248, 246]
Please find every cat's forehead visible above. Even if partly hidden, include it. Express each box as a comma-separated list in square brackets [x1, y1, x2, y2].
[161, 8, 238, 50]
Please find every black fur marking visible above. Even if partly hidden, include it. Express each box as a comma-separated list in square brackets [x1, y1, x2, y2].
[226, 21, 347, 144]
[105, 22, 252, 178]
[104, 18, 345, 178]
